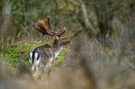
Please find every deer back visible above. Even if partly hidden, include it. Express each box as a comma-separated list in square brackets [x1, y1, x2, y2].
[29, 44, 54, 65]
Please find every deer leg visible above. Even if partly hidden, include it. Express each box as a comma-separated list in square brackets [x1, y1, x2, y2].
[33, 65, 41, 80]
[32, 65, 35, 71]
[31, 65, 36, 75]
[43, 62, 52, 81]
[34, 71, 39, 79]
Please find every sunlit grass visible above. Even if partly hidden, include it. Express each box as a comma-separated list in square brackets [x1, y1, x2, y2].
[1, 41, 43, 72]
[1, 40, 68, 72]
[56, 48, 66, 63]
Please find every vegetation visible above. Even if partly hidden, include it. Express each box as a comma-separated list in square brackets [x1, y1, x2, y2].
[0, 0, 135, 89]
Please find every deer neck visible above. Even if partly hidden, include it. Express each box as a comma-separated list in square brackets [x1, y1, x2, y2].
[53, 40, 63, 58]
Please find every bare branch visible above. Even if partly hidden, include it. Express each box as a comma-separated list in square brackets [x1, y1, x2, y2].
[81, 0, 98, 36]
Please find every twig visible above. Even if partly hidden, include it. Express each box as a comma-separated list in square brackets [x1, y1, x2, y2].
[20, 25, 30, 37]
[81, 0, 98, 36]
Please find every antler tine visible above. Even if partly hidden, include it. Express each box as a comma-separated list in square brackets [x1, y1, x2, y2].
[56, 30, 65, 37]
[56, 27, 66, 37]
[55, 29, 60, 33]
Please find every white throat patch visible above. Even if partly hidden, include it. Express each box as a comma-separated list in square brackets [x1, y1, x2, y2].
[54, 47, 63, 58]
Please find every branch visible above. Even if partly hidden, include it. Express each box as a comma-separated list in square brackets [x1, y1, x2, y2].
[81, 0, 98, 36]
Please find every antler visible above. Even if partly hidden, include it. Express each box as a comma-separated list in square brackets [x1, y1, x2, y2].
[36, 16, 65, 36]
[56, 27, 66, 37]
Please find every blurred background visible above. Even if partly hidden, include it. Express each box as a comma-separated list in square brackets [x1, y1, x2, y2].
[0, 0, 135, 89]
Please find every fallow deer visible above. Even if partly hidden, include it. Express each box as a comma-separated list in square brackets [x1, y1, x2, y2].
[29, 17, 70, 79]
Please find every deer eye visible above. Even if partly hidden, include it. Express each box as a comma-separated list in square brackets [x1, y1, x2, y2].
[62, 38, 66, 40]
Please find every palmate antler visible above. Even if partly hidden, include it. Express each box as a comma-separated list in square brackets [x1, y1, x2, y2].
[36, 16, 65, 37]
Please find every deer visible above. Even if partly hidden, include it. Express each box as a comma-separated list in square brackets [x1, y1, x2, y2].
[29, 17, 70, 80]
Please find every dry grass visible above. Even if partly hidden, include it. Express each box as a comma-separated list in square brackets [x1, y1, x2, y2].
[62, 17, 135, 89]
